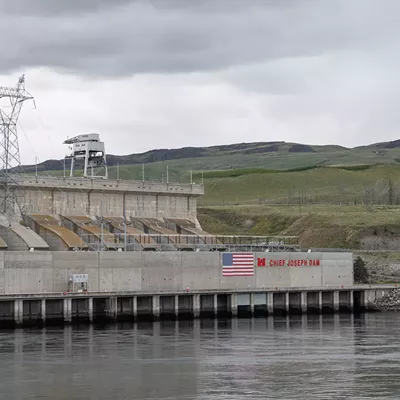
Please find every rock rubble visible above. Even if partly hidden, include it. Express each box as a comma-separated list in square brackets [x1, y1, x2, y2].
[374, 288, 400, 311]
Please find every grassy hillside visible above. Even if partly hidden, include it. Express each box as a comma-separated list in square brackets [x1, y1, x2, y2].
[22, 138, 400, 176]
[198, 204, 400, 250]
[198, 165, 400, 206]
[196, 164, 400, 250]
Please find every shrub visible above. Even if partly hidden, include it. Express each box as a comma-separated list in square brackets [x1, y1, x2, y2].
[353, 256, 369, 283]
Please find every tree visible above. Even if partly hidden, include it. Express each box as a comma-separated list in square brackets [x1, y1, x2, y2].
[353, 256, 369, 284]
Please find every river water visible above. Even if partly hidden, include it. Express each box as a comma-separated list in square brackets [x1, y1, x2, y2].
[0, 314, 400, 399]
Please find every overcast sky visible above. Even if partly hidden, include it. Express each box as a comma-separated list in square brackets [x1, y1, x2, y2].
[0, 0, 399, 163]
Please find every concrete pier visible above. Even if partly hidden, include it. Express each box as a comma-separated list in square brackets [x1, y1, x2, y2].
[152, 295, 160, 320]
[88, 298, 93, 322]
[132, 296, 137, 319]
[231, 293, 238, 317]
[174, 295, 179, 318]
[333, 291, 340, 312]
[14, 299, 23, 326]
[301, 292, 307, 314]
[250, 293, 255, 315]
[0, 285, 393, 328]
[213, 294, 218, 316]
[41, 299, 46, 324]
[350, 290, 354, 312]
[267, 292, 274, 315]
[63, 298, 72, 323]
[193, 294, 200, 318]
[318, 291, 323, 313]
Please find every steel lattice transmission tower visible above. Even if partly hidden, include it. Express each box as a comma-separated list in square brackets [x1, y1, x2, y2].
[0, 75, 34, 221]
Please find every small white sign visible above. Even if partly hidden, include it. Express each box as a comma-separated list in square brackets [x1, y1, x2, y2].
[69, 274, 89, 283]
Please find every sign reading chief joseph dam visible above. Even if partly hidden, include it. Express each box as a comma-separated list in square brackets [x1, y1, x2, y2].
[221, 252, 321, 277]
[257, 258, 321, 267]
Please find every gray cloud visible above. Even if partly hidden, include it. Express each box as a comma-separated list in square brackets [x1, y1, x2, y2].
[1, 0, 399, 76]
[0, 0, 132, 15]
[1, 0, 400, 163]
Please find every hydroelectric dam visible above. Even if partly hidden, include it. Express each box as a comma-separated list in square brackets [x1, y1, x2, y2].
[0, 169, 391, 327]
[0, 126, 390, 326]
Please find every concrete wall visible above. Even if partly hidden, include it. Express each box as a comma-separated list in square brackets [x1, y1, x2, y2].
[0, 251, 353, 294]
[7, 177, 204, 223]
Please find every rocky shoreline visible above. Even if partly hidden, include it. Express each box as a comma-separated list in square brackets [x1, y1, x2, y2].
[374, 288, 400, 311]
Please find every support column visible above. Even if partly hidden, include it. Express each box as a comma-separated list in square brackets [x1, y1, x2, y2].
[285, 292, 290, 314]
[63, 298, 72, 323]
[213, 294, 218, 317]
[88, 298, 93, 322]
[267, 292, 274, 315]
[301, 291, 307, 314]
[230, 294, 238, 317]
[349, 291, 354, 312]
[41, 299, 46, 324]
[318, 291, 323, 313]
[108, 297, 118, 320]
[174, 295, 179, 319]
[193, 294, 200, 318]
[152, 295, 160, 320]
[250, 293, 255, 316]
[132, 296, 137, 319]
[14, 299, 23, 326]
[333, 291, 340, 312]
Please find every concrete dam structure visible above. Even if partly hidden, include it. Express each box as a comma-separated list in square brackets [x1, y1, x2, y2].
[0, 251, 354, 294]
[0, 84, 384, 327]
[0, 133, 295, 254]
[0, 132, 386, 327]
[0, 175, 208, 252]
[0, 250, 374, 327]
[0, 172, 387, 328]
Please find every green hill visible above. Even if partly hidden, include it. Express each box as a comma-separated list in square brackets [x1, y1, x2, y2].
[22, 138, 400, 177]
[196, 164, 400, 251]
[198, 164, 400, 207]
[26, 139, 400, 252]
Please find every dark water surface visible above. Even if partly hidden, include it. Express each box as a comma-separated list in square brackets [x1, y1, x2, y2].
[1, 314, 400, 399]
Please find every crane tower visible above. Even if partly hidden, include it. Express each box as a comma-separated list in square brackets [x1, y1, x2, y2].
[64, 133, 108, 179]
[0, 75, 34, 220]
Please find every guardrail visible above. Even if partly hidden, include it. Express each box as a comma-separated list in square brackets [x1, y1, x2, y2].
[75, 233, 300, 252]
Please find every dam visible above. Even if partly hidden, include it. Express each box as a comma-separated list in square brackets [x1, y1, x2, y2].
[0, 134, 390, 327]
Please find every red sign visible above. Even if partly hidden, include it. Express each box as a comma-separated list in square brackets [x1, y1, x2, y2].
[257, 258, 320, 267]
[257, 258, 266, 267]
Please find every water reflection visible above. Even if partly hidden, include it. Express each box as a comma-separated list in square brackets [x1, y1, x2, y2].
[0, 314, 400, 399]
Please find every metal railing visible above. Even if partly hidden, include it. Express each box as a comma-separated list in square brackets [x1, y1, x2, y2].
[74, 233, 300, 252]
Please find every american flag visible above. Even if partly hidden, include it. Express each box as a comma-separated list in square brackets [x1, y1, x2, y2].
[222, 252, 254, 277]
